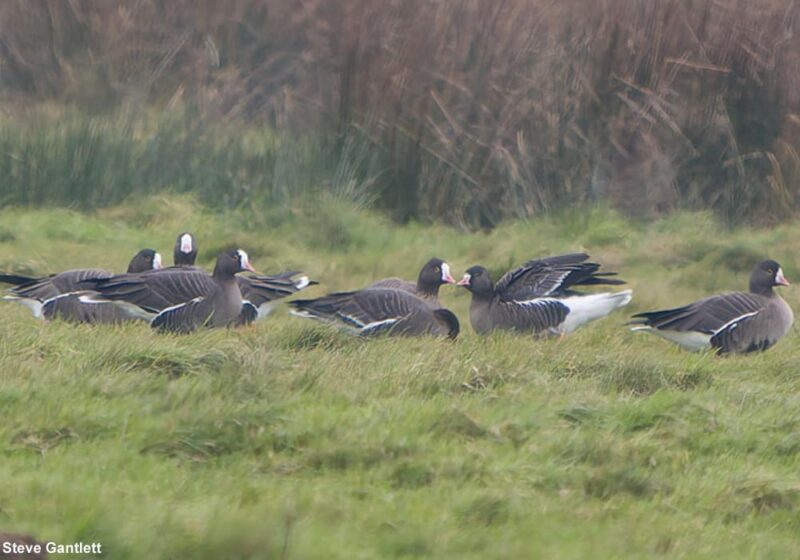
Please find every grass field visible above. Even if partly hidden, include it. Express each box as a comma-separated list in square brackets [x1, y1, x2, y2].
[1, 196, 800, 558]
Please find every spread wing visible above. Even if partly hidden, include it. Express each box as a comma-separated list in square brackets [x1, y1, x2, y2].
[238, 271, 315, 307]
[494, 253, 623, 301]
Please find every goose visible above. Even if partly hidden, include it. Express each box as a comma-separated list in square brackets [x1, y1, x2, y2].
[457, 255, 632, 335]
[173, 232, 198, 266]
[146, 249, 256, 333]
[168, 231, 312, 319]
[82, 254, 314, 324]
[368, 257, 455, 307]
[629, 260, 793, 354]
[0, 249, 162, 320]
[289, 288, 460, 339]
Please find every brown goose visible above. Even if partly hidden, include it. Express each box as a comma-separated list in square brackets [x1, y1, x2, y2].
[289, 288, 459, 339]
[173, 232, 198, 266]
[368, 257, 455, 307]
[147, 249, 256, 333]
[0, 249, 162, 320]
[82, 254, 314, 324]
[168, 230, 312, 319]
[630, 260, 793, 354]
[458, 260, 632, 335]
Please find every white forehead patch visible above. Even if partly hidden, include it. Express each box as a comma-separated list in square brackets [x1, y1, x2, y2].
[441, 262, 451, 281]
[237, 249, 250, 264]
[180, 233, 194, 253]
[153, 252, 163, 269]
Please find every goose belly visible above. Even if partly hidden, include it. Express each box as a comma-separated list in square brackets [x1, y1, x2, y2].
[634, 326, 711, 352]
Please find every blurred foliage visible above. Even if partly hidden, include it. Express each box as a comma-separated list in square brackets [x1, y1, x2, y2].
[1, 0, 799, 228]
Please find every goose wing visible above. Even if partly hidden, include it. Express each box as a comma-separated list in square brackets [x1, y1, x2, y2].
[42, 292, 143, 324]
[238, 272, 315, 307]
[630, 292, 766, 335]
[495, 253, 624, 301]
[86, 268, 217, 312]
[367, 278, 417, 293]
[289, 288, 425, 334]
[2, 268, 111, 300]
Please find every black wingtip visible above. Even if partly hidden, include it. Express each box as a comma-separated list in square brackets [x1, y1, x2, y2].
[0, 274, 37, 286]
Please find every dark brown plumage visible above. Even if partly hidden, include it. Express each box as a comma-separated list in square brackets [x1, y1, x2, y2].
[83, 261, 314, 324]
[630, 259, 793, 354]
[1, 249, 162, 321]
[368, 257, 455, 307]
[289, 288, 459, 339]
[458, 255, 631, 335]
[150, 249, 255, 333]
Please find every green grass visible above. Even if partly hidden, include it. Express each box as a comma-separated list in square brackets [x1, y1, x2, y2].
[2, 197, 800, 558]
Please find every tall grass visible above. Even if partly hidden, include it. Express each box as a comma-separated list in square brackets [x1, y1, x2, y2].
[0, 109, 383, 212]
[1, 0, 799, 227]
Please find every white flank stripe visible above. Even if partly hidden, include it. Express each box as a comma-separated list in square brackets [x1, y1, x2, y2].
[294, 276, 310, 290]
[340, 313, 366, 328]
[151, 297, 204, 324]
[361, 318, 399, 333]
[712, 310, 759, 335]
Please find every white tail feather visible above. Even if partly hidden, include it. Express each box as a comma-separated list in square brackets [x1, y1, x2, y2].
[559, 289, 633, 334]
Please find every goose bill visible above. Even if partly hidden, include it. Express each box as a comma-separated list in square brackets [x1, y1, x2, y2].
[457, 273, 471, 286]
[776, 268, 790, 287]
[441, 263, 455, 284]
[238, 250, 256, 273]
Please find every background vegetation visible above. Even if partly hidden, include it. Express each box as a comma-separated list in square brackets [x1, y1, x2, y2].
[1, 199, 800, 558]
[1, 0, 799, 227]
